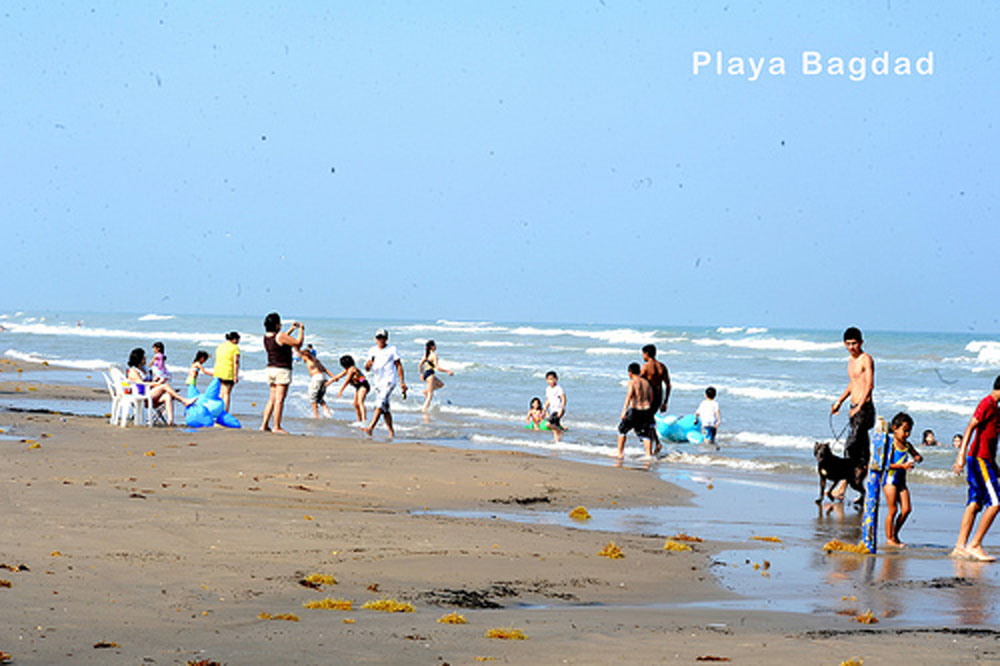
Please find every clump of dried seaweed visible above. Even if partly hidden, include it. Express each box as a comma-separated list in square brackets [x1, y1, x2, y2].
[258, 612, 299, 621]
[302, 598, 353, 611]
[361, 598, 414, 613]
[484, 628, 527, 640]
[750, 535, 782, 543]
[437, 611, 468, 624]
[823, 540, 870, 554]
[855, 610, 878, 624]
[597, 541, 624, 559]
[568, 506, 591, 520]
[663, 540, 693, 552]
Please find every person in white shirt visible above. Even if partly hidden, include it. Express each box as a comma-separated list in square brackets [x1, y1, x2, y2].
[362, 328, 408, 437]
[695, 386, 721, 445]
[542, 370, 567, 443]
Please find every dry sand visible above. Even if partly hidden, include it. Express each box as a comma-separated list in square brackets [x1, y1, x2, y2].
[2, 364, 998, 664]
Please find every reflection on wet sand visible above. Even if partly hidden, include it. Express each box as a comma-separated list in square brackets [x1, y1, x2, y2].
[952, 558, 987, 625]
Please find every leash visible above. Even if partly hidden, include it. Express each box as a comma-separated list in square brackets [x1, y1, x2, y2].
[829, 411, 849, 444]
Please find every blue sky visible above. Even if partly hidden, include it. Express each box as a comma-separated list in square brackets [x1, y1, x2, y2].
[2, 2, 997, 332]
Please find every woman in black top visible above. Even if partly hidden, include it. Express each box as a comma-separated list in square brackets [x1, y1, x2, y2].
[260, 312, 304, 434]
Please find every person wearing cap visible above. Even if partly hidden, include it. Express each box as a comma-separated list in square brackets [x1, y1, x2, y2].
[362, 328, 407, 437]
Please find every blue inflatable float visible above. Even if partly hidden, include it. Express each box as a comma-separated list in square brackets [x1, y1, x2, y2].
[185, 377, 241, 429]
[654, 413, 704, 444]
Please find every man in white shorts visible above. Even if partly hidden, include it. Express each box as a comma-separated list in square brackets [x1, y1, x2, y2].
[362, 329, 407, 437]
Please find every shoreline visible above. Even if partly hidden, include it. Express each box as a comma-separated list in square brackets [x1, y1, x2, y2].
[2, 368, 1000, 663]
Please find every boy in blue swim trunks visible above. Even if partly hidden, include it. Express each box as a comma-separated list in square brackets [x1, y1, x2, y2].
[952, 375, 1000, 561]
[882, 412, 922, 548]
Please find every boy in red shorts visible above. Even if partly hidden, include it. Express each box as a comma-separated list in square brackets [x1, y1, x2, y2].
[952, 375, 1000, 561]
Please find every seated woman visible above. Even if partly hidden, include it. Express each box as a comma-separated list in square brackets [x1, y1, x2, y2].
[126, 347, 194, 425]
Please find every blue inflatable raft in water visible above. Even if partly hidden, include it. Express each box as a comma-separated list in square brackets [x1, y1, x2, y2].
[654, 413, 705, 444]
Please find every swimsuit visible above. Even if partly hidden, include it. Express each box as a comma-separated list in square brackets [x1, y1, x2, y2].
[618, 407, 655, 438]
[883, 443, 912, 489]
[348, 370, 369, 393]
[422, 358, 436, 381]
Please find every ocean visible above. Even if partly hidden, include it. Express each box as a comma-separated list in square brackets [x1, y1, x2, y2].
[3, 310, 999, 487]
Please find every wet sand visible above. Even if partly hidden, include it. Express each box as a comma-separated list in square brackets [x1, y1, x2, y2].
[2, 364, 999, 664]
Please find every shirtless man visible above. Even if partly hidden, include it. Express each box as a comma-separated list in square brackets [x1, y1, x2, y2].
[641, 344, 671, 455]
[830, 327, 875, 501]
[617, 362, 656, 458]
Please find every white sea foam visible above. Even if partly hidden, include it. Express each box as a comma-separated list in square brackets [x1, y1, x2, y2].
[967, 340, 1000, 366]
[661, 450, 782, 471]
[0, 321, 248, 347]
[731, 431, 816, 450]
[440, 405, 518, 422]
[717, 326, 744, 334]
[4, 349, 113, 371]
[893, 399, 971, 417]
[726, 385, 834, 402]
[746, 327, 768, 334]
[690, 337, 841, 353]
[508, 326, 661, 346]
[470, 341, 523, 348]
[138, 314, 175, 322]
[469, 433, 620, 458]
[398, 321, 508, 334]
[585, 347, 636, 356]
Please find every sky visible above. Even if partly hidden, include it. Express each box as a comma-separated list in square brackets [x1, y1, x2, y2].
[1, 2, 997, 333]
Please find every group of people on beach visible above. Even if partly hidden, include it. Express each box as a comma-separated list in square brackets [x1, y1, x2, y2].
[125, 314, 456, 438]
[824, 326, 1000, 562]
[121, 319, 1000, 561]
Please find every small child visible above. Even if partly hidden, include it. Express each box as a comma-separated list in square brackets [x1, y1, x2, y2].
[298, 347, 335, 418]
[186, 350, 214, 393]
[883, 411, 923, 548]
[695, 386, 721, 445]
[922, 429, 939, 446]
[149, 341, 172, 382]
[542, 370, 566, 443]
[952, 433, 963, 448]
[332, 355, 371, 423]
[526, 397, 545, 429]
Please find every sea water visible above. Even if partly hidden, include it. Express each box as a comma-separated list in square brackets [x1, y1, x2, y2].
[2, 311, 999, 484]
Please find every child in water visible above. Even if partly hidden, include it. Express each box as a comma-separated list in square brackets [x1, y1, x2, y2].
[883, 411, 923, 548]
[332, 355, 371, 423]
[186, 350, 214, 392]
[526, 397, 545, 429]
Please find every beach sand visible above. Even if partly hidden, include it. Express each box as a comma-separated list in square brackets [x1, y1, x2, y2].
[2, 364, 999, 664]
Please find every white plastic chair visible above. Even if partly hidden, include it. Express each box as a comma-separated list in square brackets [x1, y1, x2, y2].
[109, 367, 154, 427]
[101, 372, 122, 425]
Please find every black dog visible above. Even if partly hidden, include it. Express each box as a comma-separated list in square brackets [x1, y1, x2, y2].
[813, 442, 866, 508]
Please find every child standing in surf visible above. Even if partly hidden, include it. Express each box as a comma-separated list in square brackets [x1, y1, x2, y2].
[882, 412, 922, 548]
[542, 371, 566, 443]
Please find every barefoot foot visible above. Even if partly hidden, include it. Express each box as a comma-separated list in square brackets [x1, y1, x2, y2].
[966, 546, 996, 562]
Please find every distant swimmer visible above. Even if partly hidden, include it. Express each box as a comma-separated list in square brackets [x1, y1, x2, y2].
[951, 375, 1000, 562]
[830, 327, 875, 503]
[617, 362, 655, 458]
